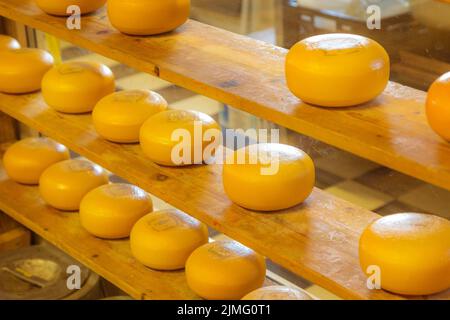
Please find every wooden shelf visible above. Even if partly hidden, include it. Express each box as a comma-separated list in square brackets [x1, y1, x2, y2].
[1, 93, 449, 300]
[2, 0, 450, 192]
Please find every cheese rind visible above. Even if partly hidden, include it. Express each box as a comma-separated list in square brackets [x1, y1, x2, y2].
[35, 0, 106, 16]
[242, 285, 313, 300]
[0, 35, 20, 50]
[426, 72, 450, 141]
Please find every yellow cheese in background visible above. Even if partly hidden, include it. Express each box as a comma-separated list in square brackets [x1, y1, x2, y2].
[3, 137, 69, 185]
[130, 209, 208, 270]
[223, 143, 315, 211]
[286, 33, 390, 107]
[359, 213, 450, 295]
[80, 183, 153, 239]
[140, 109, 221, 166]
[185, 240, 266, 300]
[0, 35, 20, 50]
[242, 285, 313, 300]
[93, 90, 168, 143]
[35, 0, 106, 16]
[42, 61, 115, 114]
[108, 0, 190, 35]
[0, 48, 54, 94]
[39, 159, 109, 211]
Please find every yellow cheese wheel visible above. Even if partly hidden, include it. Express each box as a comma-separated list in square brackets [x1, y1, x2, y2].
[185, 240, 266, 300]
[426, 72, 450, 141]
[39, 159, 109, 211]
[0, 35, 20, 50]
[242, 285, 313, 300]
[359, 213, 450, 295]
[223, 143, 315, 211]
[80, 183, 153, 239]
[130, 209, 208, 270]
[0, 48, 54, 94]
[42, 61, 115, 114]
[3, 137, 69, 185]
[286, 33, 390, 107]
[93, 90, 168, 143]
[108, 0, 190, 35]
[35, 0, 106, 16]
[140, 109, 221, 166]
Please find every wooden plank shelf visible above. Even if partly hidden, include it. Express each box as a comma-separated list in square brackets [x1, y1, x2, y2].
[1, 93, 449, 300]
[2, 0, 450, 192]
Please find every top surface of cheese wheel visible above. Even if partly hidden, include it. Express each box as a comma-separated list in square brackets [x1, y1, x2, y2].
[107, 0, 190, 35]
[426, 72, 450, 141]
[3, 137, 69, 185]
[359, 213, 450, 295]
[130, 209, 208, 270]
[93, 89, 168, 143]
[42, 61, 115, 114]
[223, 143, 315, 211]
[286, 33, 390, 107]
[242, 285, 313, 300]
[35, 0, 106, 16]
[185, 240, 266, 300]
[0, 48, 54, 94]
[140, 109, 221, 166]
[0, 35, 21, 50]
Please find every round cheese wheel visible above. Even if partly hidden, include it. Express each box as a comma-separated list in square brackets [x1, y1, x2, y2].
[107, 0, 190, 35]
[286, 33, 390, 107]
[242, 285, 313, 300]
[0, 48, 54, 94]
[140, 109, 221, 166]
[359, 213, 450, 295]
[185, 240, 266, 300]
[39, 159, 109, 211]
[223, 143, 315, 211]
[93, 89, 168, 143]
[80, 183, 153, 239]
[426, 72, 450, 141]
[42, 61, 115, 114]
[35, 0, 106, 16]
[3, 137, 69, 185]
[0, 35, 20, 50]
[130, 209, 208, 270]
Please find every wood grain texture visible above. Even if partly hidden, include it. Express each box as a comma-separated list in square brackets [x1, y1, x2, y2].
[1, 0, 450, 192]
[1, 93, 448, 300]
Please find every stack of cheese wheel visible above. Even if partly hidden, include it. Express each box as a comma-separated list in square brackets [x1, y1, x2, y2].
[242, 285, 313, 300]
[93, 89, 168, 143]
[0, 35, 21, 50]
[359, 213, 450, 295]
[35, 0, 106, 16]
[140, 109, 221, 166]
[426, 72, 450, 142]
[3, 137, 69, 185]
[0, 47, 54, 94]
[39, 159, 109, 211]
[285, 33, 390, 107]
[42, 61, 115, 114]
[130, 209, 208, 270]
[80, 183, 153, 239]
[186, 240, 266, 300]
[223, 143, 315, 211]
[108, 0, 190, 35]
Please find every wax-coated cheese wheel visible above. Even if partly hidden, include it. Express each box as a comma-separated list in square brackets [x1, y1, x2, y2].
[130, 209, 208, 270]
[39, 159, 109, 211]
[80, 183, 153, 239]
[35, 0, 106, 16]
[3, 137, 69, 185]
[286, 33, 390, 107]
[242, 286, 313, 300]
[42, 61, 115, 114]
[0, 35, 20, 50]
[359, 213, 450, 295]
[140, 109, 221, 166]
[426, 72, 450, 141]
[185, 240, 266, 300]
[108, 0, 190, 35]
[93, 90, 168, 143]
[223, 143, 315, 211]
[0, 48, 54, 94]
